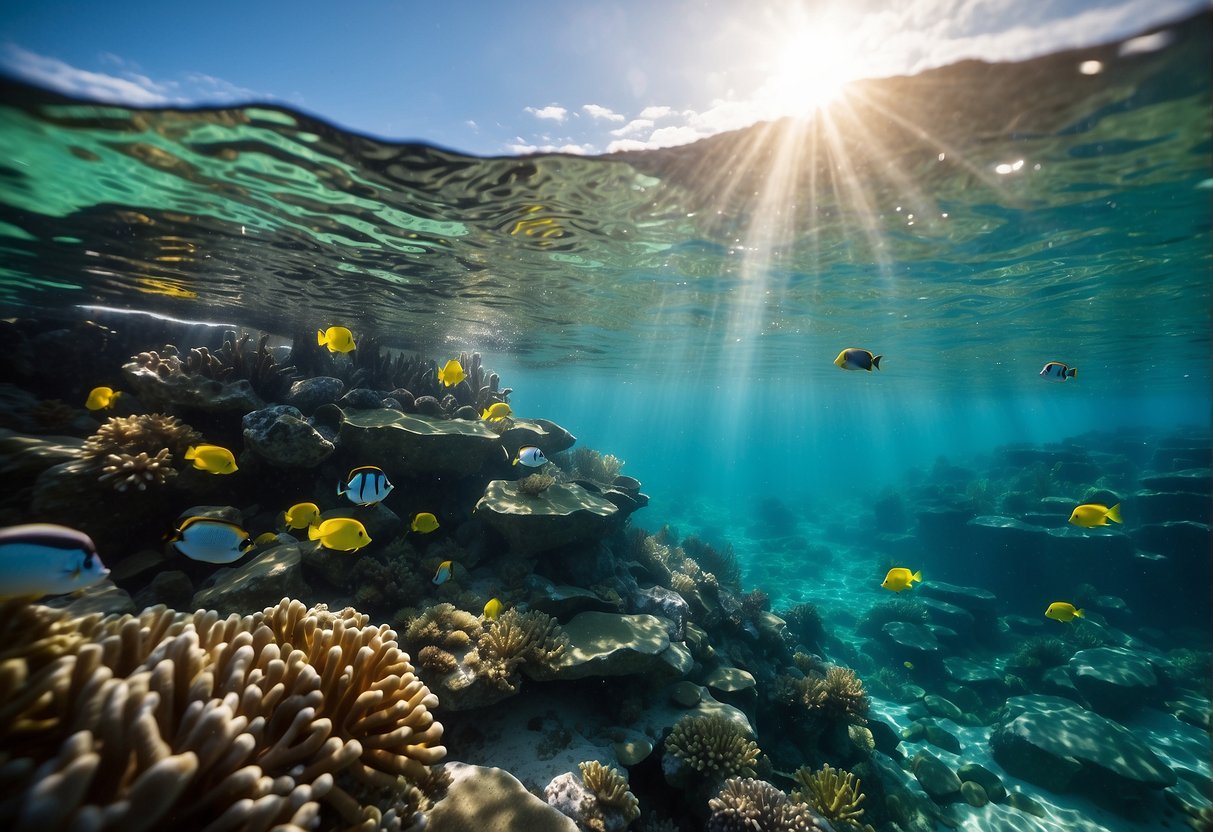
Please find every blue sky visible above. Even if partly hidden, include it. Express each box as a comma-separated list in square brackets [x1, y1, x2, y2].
[1, 0, 1204, 156]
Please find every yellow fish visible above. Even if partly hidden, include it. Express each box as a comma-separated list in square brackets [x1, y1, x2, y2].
[881, 567, 922, 592]
[903, 661, 914, 670]
[85, 386, 122, 411]
[317, 326, 356, 353]
[283, 502, 322, 530]
[307, 518, 371, 552]
[834, 348, 882, 372]
[1068, 503, 1122, 528]
[432, 560, 454, 585]
[253, 532, 279, 546]
[482, 402, 513, 421]
[411, 512, 440, 534]
[184, 444, 238, 474]
[1045, 602, 1085, 622]
[484, 597, 503, 620]
[437, 359, 466, 387]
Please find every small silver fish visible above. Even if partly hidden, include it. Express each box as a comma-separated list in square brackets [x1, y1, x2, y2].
[168, 517, 253, 564]
[338, 466, 394, 506]
[0, 524, 109, 599]
[514, 446, 548, 468]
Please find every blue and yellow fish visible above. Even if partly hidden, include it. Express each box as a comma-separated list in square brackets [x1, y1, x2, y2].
[432, 560, 454, 585]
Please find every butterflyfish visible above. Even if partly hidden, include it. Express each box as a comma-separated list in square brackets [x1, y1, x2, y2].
[307, 518, 371, 552]
[1045, 602, 1085, 622]
[437, 359, 466, 387]
[881, 567, 922, 592]
[834, 348, 882, 372]
[484, 597, 503, 620]
[168, 517, 253, 564]
[482, 402, 513, 421]
[184, 444, 238, 474]
[85, 386, 121, 411]
[1068, 503, 1122, 528]
[514, 446, 548, 467]
[339, 467, 393, 506]
[0, 524, 109, 599]
[283, 502, 322, 530]
[432, 560, 454, 585]
[411, 512, 440, 534]
[317, 326, 356, 353]
[1040, 362, 1077, 382]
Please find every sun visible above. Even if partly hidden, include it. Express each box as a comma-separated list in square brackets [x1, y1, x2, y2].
[761, 23, 863, 117]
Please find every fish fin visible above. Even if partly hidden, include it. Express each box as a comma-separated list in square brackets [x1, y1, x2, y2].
[1068, 367, 1077, 378]
[184, 446, 197, 460]
[336, 482, 346, 496]
[911, 570, 922, 582]
[307, 525, 322, 541]
[872, 354, 882, 370]
[317, 329, 326, 345]
[1075, 608, 1085, 618]
[1105, 504, 1122, 524]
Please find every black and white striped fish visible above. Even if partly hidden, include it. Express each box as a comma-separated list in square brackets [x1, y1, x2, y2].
[338, 466, 394, 506]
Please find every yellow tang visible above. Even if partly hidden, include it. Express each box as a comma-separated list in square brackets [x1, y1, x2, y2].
[184, 444, 238, 474]
[881, 567, 921, 592]
[253, 532, 279, 546]
[411, 512, 440, 534]
[482, 402, 512, 421]
[1068, 503, 1122, 528]
[484, 597, 503, 620]
[317, 326, 356, 353]
[85, 386, 122, 411]
[438, 359, 466, 387]
[307, 518, 371, 552]
[283, 502, 322, 530]
[1045, 602, 1085, 623]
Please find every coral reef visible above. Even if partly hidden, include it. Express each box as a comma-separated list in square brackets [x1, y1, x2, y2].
[562, 447, 625, 485]
[1008, 637, 1073, 679]
[783, 602, 826, 650]
[474, 608, 567, 692]
[665, 714, 760, 780]
[791, 765, 871, 831]
[97, 448, 177, 492]
[124, 331, 297, 409]
[682, 535, 742, 593]
[706, 777, 823, 832]
[519, 472, 558, 496]
[81, 413, 201, 461]
[857, 599, 929, 636]
[579, 761, 640, 821]
[0, 598, 445, 830]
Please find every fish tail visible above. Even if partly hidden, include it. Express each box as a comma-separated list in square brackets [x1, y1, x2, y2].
[1075, 608, 1085, 618]
[911, 570, 922, 582]
[1105, 504, 1122, 524]
[307, 525, 322, 541]
[1068, 367, 1077, 378]
[184, 446, 197, 460]
[317, 329, 326, 345]
[336, 482, 346, 497]
[872, 354, 883, 370]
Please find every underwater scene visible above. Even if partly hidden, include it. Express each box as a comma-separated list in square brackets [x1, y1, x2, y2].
[0, 9, 1209, 832]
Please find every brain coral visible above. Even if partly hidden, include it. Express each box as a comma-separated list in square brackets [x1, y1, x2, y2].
[0, 597, 445, 831]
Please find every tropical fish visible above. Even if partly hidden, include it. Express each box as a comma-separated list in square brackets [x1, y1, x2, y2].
[253, 532, 279, 546]
[184, 444, 238, 474]
[317, 326, 356, 353]
[482, 402, 513, 421]
[903, 661, 914, 670]
[834, 348, 882, 372]
[307, 518, 372, 552]
[85, 386, 121, 411]
[168, 517, 253, 563]
[283, 502, 322, 530]
[881, 567, 921, 592]
[1045, 602, 1085, 622]
[484, 597, 503, 620]
[338, 466, 394, 506]
[411, 512, 440, 534]
[514, 446, 548, 468]
[0, 524, 109, 599]
[1040, 362, 1077, 382]
[432, 560, 454, 585]
[1068, 503, 1122, 528]
[437, 359, 466, 387]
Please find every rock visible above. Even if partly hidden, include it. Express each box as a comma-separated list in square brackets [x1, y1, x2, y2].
[960, 781, 988, 807]
[1138, 469, 1212, 494]
[132, 569, 194, 610]
[41, 580, 135, 616]
[613, 736, 654, 766]
[476, 480, 618, 554]
[526, 578, 624, 618]
[1004, 790, 1046, 818]
[881, 621, 943, 657]
[339, 388, 385, 409]
[901, 722, 926, 742]
[413, 395, 445, 417]
[921, 597, 975, 634]
[702, 666, 756, 693]
[429, 763, 578, 832]
[957, 763, 1006, 803]
[627, 584, 688, 641]
[669, 681, 703, 707]
[0, 430, 83, 485]
[190, 542, 308, 615]
[1133, 521, 1212, 567]
[989, 694, 1175, 798]
[1001, 614, 1045, 635]
[868, 718, 902, 757]
[284, 376, 344, 413]
[1066, 647, 1158, 717]
[340, 408, 501, 474]
[242, 404, 335, 467]
[943, 657, 1003, 687]
[546, 770, 633, 832]
[122, 359, 264, 411]
[1039, 666, 1088, 705]
[529, 612, 688, 681]
[919, 580, 998, 616]
[924, 694, 964, 721]
[912, 751, 962, 801]
[924, 723, 962, 754]
[1131, 489, 1210, 524]
[499, 418, 577, 459]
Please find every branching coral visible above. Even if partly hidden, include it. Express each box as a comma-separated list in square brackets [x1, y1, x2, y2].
[857, 599, 929, 636]
[666, 715, 760, 779]
[81, 413, 201, 461]
[579, 760, 641, 823]
[791, 765, 870, 829]
[682, 535, 742, 592]
[1008, 637, 1073, 677]
[97, 448, 177, 492]
[784, 603, 826, 648]
[790, 666, 870, 730]
[404, 603, 484, 653]
[565, 447, 624, 485]
[0, 598, 445, 831]
[474, 608, 567, 692]
[706, 777, 823, 832]
[518, 472, 556, 497]
[129, 331, 298, 404]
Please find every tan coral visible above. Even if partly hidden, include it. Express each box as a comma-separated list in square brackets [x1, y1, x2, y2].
[475, 608, 567, 691]
[579, 760, 640, 822]
[517, 472, 556, 497]
[666, 714, 760, 779]
[98, 448, 177, 492]
[82, 413, 201, 461]
[791, 764, 871, 830]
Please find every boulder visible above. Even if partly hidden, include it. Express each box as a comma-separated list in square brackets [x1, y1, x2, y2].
[41, 579, 135, 617]
[923, 694, 964, 721]
[919, 581, 998, 617]
[989, 695, 1175, 799]
[476, 480, 617, 554]
[499, 418, 577, 458]
[1138, 470, 1211, 494]
[191, 542, 309, 615]
[339, 408, 501, 475]
[912, 751, 962, 801]
[528, 612, 690, 681]
[1066, 647, 1158, 717]
[132, 569, 194, 610]
[122, 359, 264, 411]
[957, 762, 1006, 803]
[881, 621, 943, 658]
[429, 763, 578, 832]
[526, 578, 624, 618]
[921, 597, 975, 634]
[943, 657, 1004, 688]
[1130, 489, 1210, 524]
[284, 376, 344, 413]
[242, 404, 335, 467]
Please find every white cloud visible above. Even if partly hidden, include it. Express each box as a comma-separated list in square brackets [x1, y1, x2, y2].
[637, 105, 672, 120]
[524, 105, 568, 122]
[610, 118, 653, 137]
[507, 140, 593, 155]
[1, 44, 173, 105]
[582, 103, 624, 121]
